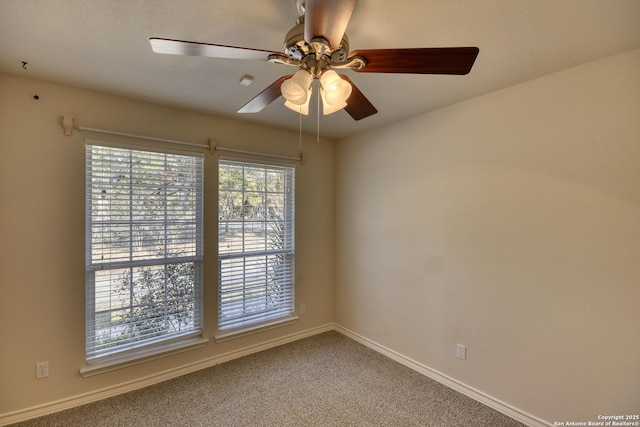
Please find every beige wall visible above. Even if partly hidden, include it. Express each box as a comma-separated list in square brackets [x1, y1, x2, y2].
[2, 48, 639, 423]
[0, 74, 335, 415]
[335, 49, 640, 423]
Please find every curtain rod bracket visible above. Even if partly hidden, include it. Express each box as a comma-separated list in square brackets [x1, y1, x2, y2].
[208, 138, 217, 155]
[62, 114, 74, 136]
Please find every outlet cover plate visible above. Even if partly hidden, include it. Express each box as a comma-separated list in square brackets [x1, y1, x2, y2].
[36, 361, 49, 379]
[456, 344, 466, 360]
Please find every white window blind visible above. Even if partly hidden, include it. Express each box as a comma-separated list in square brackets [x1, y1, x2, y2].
[85, 144, 203, 361]
[218, 159, 295, 331]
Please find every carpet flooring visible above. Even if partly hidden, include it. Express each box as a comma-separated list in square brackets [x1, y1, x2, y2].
[13, 331, 526, 426]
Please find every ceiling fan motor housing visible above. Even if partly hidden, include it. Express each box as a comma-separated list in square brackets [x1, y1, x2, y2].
[284, 16, 350, 70]
[284, 21, 309, 60]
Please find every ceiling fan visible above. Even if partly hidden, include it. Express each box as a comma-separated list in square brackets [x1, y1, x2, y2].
[150, 0, 479, 121]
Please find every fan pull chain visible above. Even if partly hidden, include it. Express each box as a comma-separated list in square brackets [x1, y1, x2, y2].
[298, 106, 302, 153]
[316, 86, 320, 143]
[297, 104, 307, 166]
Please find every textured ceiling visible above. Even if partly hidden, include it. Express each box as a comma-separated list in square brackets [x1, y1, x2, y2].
[1, 0, 639, 140]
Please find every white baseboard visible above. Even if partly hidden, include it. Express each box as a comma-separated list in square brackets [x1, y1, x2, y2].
[2, 323, 549, 427]
[333, 324, 551, 427]
[0, 323, 334, 426]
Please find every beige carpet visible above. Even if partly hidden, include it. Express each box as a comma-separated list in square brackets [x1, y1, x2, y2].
[14, 331, 525, 426]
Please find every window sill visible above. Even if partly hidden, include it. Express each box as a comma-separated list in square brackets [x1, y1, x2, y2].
[214, 315, 299, 343]
[80, 336, 209, 377]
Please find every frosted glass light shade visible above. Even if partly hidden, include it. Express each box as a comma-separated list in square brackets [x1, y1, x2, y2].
[284, 89, 311, 115]
[281, 70, 313, 105]
[319, 70, 352, 115]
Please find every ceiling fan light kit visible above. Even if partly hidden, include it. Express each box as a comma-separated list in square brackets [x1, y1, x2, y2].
[149, 0, 479, 121]
[319, 69, 352, 115]
[284, 97, 311, 115]
[281, 69, 314, 105]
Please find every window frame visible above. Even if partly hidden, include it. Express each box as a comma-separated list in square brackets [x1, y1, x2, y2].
[84, 141, 206, 370]
[216, 157, 296, 339]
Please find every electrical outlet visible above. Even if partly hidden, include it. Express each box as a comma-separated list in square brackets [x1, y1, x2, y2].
[300, 304, 306, 315]
[456, 344, 466, 360]
[36, 361, 49, 379]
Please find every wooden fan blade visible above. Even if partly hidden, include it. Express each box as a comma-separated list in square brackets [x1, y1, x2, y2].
[150, 37, 279, 61]
[237, 75, 293, 114]
[304, 0, 357, 50]
[350, 47, 479, 75]
[340, 75, 377, 121]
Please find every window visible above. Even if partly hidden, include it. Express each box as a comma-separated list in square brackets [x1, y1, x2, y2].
[85, 143, 203, 362]
[218, 159, 295, 332]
